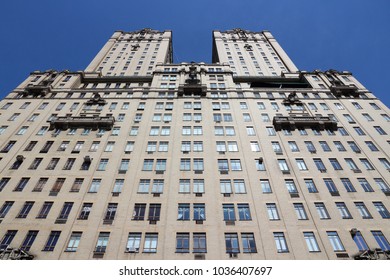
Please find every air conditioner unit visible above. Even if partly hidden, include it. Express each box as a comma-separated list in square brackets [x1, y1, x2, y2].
[127, 248, 139, 253]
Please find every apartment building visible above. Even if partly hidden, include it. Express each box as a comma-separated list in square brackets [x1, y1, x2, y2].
[0, 28, 389, 260]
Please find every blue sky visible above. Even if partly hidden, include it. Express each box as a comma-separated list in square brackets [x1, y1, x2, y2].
[1, 0, 389, 106]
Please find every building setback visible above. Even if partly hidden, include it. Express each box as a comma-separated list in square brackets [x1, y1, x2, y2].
[0, 28, 389, 260]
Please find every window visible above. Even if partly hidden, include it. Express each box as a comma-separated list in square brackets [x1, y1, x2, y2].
[0, 201, 14, 218]
[335, 202, 352, 219]
[148, 204, 161, 221]
[379, 158, 390, 170]
[334, 141, 346, 152]
[284, 179, 298, 195]
[261, 179, 272, 193]
[66, 232, 82, 252]
[352, 231, 369, 251]
[34, 202, 53, 220]
[238, 204, 251, 220]
[374, 126, 387, 135]
[193, 233, 207, 253]
[143, 233, 158, 253]
[241, 233, 257, 253]
[220, 179, 232, 194]
[14, 177, 30, 192]
[124, 141, 134, 153]
[225, 233, 239, 253]
[359, 159, 374, 171]
[223, 204, 236, 221]
[194, 203, 205, 221]
[354, 202, 372, 219]
[266, 203, 280, 220]
[97, 158, 109, 171]
[104, 203, 118, 221]
[132, 204, 146, 220]
[176, 233, 190, 253]
[231, 159, 242, 171]
[358, 178, 374, 192]
[119, 159, 130, 173]
[266, 127, 276, 136]
[17, 201, 34, 218]
[327, 232, 345, 252]
[193, 141, 203, 152]
[88, 179, 101, 193]
[375, 178, 390, 193]
[296, 159, 308, 171]
[126, 233, 141, 253]
[95, 232, 110, 253]
[329, 158, 343, 170]
[273, 232, 288, 253]
[304, 179, 318, 193]
[304, 232, 320, 252]
[129, 126, 138, 136]
[365, 141, 379, 151]
[315, 202, 330, 219]
[288, 141, 299, 152]
[142, 159, 154, 171]
[345, 158, 360, 172]
[58, 202, 73, 220]
[354, 127, 366, 136]
[43, 231, 61, 251]
[373, 202, 390, 219]
[1, 140, 16, 153]
[313, 158, 326, 172]
[371, 231, 390, 251]
[0, 177, 10, 192]
[250, 141, 260, 152]
[20, 230, 38, 251]
[226, 126, 236, 135]
[305, 141, 316, 153]
[319, 141, 331, 152]
[293, 203, 308, 220]
[78, 203, 92, 220]
[278, 159, 290, 173]
[177, 203, 190, 220]
[0, 230, 17, 250]
[323, 178, 338, 194]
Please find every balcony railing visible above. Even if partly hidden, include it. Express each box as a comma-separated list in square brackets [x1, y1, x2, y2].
[49, 116, 115, 130]
[23, 84, 52, 97]
[330, 85, 359, 97]
[273, 115, 337, 131]
[178, 84, 207, 97]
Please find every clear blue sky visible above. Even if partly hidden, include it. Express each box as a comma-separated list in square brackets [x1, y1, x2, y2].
[1, 0, 389, 106]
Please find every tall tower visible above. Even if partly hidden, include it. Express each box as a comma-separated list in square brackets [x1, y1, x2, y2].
[85, 28, 173, 76]
[212, 29, 298, 76]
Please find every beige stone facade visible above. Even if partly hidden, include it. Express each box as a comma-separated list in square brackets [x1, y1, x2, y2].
[0, 28, 389, 260]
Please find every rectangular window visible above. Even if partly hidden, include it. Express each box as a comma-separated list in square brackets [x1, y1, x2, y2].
[104, 203, 118, 220]
[225, 233, 239, 253]
[194, 203, 206, 221]
[327, 231, 345, 252]
[66, 232, 82, 252]
[78, 203, 92, 220]
[352, 231, 369, 251]
[305, 178, 318, 193]
[20, 230, 38, 251]
[58, 202, 73, 220]
[126, 233, 141, 253]
[0, 230, 17, 250]
[294, 203, 308, 220]
[193, 233, 207, 253]
[0, 201, 14, 218]
[354, 202, 372, 219]
[36, 201, 53, 219]
[371, 231, 390, 251]
[17, 201, 34, 218]
[273, 232, 289, 253]
[95, 232, 110, 253]
[304, 232, 320, 252]
[266, 203, 280, 220]
[335, 202, 352, 219]
[88, 179, 101, 193]
[143, 233, 158, 253]
[223, 204, 236, 221]
[315, 202, 330, 219]
[241, 233, 257, 253]
[148, 204, 161, 221]
[43, 231, 61, 251]
[176, 233, 190, 253]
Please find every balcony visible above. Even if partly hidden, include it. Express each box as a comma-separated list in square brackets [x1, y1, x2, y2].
[273, 115, 337, 131]
[330, 85, 359, 97]
[178, 84, 207, 97]
[49, 116, 115, 130]
[23, 84, 52, 97]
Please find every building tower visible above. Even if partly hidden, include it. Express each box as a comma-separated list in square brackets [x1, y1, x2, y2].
[0, 28, 389, 260]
